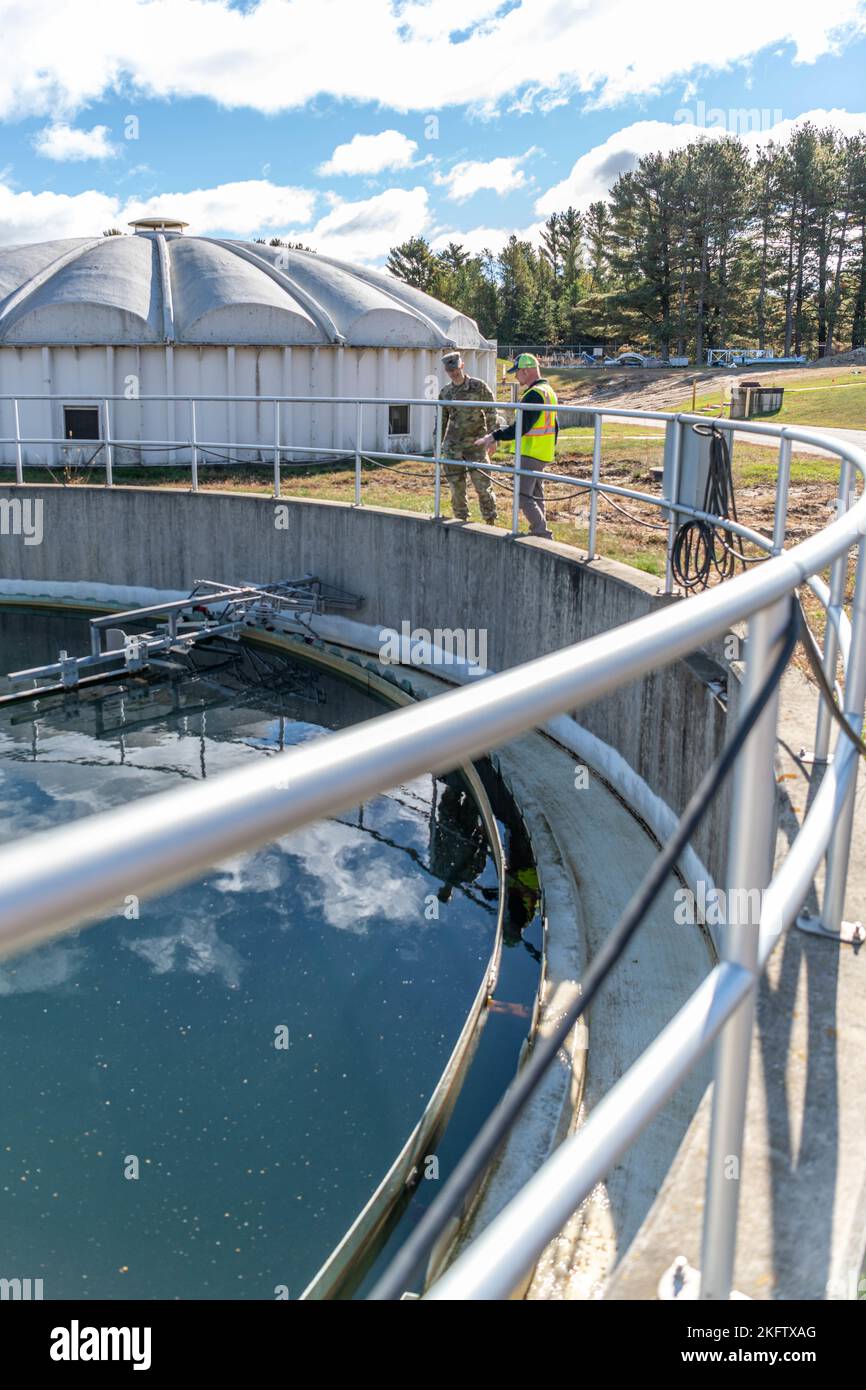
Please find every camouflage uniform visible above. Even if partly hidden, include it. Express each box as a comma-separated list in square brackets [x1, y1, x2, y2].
[436, 375, 500, 523]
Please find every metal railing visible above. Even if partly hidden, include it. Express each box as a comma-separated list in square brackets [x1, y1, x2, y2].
[0, 391, 864, 1299]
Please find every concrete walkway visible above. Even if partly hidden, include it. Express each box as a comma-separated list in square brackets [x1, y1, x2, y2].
[605, 663, 866, 1300]
[440, 723, 715, 1299]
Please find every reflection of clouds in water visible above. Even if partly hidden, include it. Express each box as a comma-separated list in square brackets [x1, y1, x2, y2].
[211, 851, 285, 896]
[212, 801, 430, 935]
[278, 820, 424, 934]
[125, 919, 244, 990]
[0, 763, 153, 824]
[0, 940, 85, 995]
[366, 778, 434, 849]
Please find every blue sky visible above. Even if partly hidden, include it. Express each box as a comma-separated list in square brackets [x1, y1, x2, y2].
[1, 0, 866, 262]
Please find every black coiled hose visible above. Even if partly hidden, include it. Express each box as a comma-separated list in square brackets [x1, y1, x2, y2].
[671, 424, 747, 590]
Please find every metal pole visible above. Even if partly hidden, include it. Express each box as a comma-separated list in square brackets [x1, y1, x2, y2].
[354, 401, 363, 506]
[772, 436, 791, 554]
[433, 402, 442, 520]
[664, 418, 683, 594]
[587, 414, 602, 559]
[511, 406, 523, 535]
[13, 399, 23, 484]
[819, 538, 866, 933]
[699, 596, 790, 1300]
[273, 400, 281, 498]
[190, 399, 198, 492]
[813, 458, 853, 761]
[103, 398, 113, 487]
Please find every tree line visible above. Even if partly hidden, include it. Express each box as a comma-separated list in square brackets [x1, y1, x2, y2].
[385, 125, 866, 361]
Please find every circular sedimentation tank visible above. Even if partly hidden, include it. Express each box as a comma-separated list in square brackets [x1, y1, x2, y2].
[0, 604, 541, 1299]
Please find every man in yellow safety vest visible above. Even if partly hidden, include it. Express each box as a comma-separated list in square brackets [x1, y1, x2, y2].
[475, 352, 557, 538]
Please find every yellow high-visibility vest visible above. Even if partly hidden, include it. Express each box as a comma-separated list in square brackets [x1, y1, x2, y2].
[502, 379, 558, 463]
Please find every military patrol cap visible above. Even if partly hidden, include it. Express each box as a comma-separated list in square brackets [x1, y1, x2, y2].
[506, 352, 540, 373]
[441, 351, 463, 369]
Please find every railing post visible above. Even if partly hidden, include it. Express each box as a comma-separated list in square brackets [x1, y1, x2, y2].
[813, 459, 854, 762]
[700, 596, 790, 1300]
[102, 398, 113, 486]
[433, 402, 442, 520]
[511, 406, 523, 535]
[587, 414, 602, 559]
[354, 401, 363, 506]
[664, 417, 683, 594]
[189, 399, 199, 492]
[13, 398, 23, 484]
[772, 436, 791, 554]
[273, 400, 281, 498]
[818, 538, 866, 933]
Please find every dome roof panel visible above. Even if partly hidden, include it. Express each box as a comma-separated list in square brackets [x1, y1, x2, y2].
[169, 238, 325, 343]
[182, 302, 328, 346]
[343, 307, 443, 348]
[313, 254, 477, 342]
[0, 236, 159, 344]
[0, 233, 494, 350]
[0, 239, 98, 308]
[231, 242, 428, 343]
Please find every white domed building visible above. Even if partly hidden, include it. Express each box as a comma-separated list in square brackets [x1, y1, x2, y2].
[0, 219, 496, 467]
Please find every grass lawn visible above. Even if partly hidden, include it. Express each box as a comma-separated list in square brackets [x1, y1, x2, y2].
[676, 370, 866, 429]
[13, 430, 841, 577]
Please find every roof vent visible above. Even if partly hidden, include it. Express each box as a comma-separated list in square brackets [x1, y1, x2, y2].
[129, 217, 189, 235]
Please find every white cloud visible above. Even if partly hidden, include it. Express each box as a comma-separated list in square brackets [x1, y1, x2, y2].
[124, 179, 316, 235]
[0, 175, 421, 260]
[739, 105, 866, 149]
[431, 221, 544, 256]
[535, 108, 866, 213]
[0, 0, 863, 119]
[435, 151, 536, 202]
[285, 185, 430, 262]
[0, 183, 119, 243]
[318, 130, 418, 176]
[536, 120, 720, 214]
[35, 122, 117, 161]
[0, 177, 316, 244]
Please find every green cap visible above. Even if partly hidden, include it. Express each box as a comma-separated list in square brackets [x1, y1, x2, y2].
[506, 353, 540, 374]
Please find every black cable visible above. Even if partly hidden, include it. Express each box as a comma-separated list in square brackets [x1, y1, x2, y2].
[797, 603, 866, 760]
[368, 594, 800, 1300]
[671, 425, 749, 591]
[599, 489, 669, 532]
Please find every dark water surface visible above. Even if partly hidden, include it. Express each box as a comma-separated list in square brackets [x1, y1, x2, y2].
[0, 606, 503, 1299]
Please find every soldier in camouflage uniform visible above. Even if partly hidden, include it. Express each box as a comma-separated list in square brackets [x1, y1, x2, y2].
[436, 351, 500, 523]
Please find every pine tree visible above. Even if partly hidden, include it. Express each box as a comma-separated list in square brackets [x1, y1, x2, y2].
[386, 237, 441, 292]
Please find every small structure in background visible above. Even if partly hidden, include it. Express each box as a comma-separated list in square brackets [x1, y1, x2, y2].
[729, 380, 785, 419]
[707, 347, 807, 367]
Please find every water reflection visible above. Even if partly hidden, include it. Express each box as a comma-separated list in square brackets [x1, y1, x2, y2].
[0, 607, 498, 1299]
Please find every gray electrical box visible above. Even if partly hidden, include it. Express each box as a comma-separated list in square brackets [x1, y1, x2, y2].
[662, 421, 713, 526]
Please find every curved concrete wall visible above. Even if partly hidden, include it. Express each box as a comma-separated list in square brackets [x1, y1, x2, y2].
[0, 484, 735, 885]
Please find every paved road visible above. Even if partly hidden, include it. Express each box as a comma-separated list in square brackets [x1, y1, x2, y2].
[607, 418, 866, 459]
